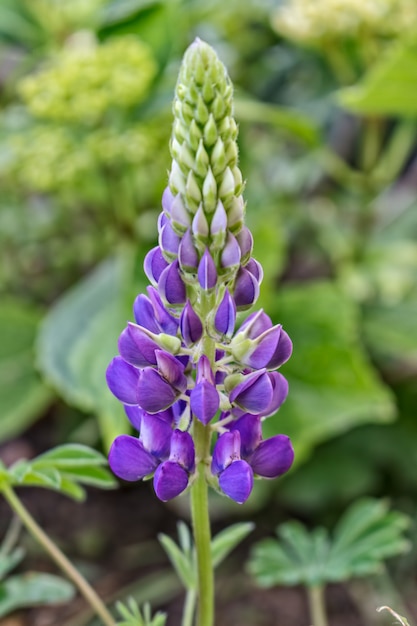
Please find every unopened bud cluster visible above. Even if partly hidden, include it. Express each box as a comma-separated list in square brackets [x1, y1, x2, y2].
[107, 40, 294, 504]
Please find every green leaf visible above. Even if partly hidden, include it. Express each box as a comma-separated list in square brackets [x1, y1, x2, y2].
[211, 523, 254, 569]
[34, 444, 108, 468]
[59, 465, 117, 489]
[339, 36, 417, 116]
[37, 255, 143, 450]
[0, 299, 52, 443]
[0, 548, 24, 581]
[248, 499, 410, 589]
[0, 573, 75, 618]
[158, 534, 195, 590]
[235, 98, 320, 146]
[362, 289, 417, 370]
[116, 597, 167, 626]
[263, 282, 396, 459]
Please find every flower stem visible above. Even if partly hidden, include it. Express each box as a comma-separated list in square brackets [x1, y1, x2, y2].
[307, 585, 328, 626]
[190, 420, 214, 626]
[1, 484, 116, 626]
[181, 588, 197, 626]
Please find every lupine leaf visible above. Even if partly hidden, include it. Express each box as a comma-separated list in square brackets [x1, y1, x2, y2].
[262, 282, 396, 459]
[5, 444, 116, 498]
[0, 300, 52, 443]
[248, 499, 410, 588]
[211, 522, 254, 568]
[116, 598, 167, 626]
[0, 548, 24, 581]
[339, 36, 417, 116]
[37, 255, 143, 450]
[0, 573, 75, 618]
[158, 534, 195, 590]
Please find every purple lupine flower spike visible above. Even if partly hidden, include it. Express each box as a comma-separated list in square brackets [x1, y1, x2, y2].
[106, 39, 294, 504]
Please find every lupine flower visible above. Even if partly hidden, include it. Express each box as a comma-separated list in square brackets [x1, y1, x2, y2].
[106, 39, 294, 502]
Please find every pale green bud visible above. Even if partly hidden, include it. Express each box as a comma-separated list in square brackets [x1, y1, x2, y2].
[204, 114, 218, 147]
[196, 94, 209, 124]
[218, 166, 235, 204]
[192, 205, 210, 244]
[211, 138, 227, 176]
[169, 159, 186, 195]
[202, 167, 217, 213]
[194, 140, 209, 178]
[185, 170, 202, 211]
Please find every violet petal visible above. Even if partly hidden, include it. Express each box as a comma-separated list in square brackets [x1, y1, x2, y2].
[229, 370, 273, 414]
[147, 287, 178, 336]
[249, 435, 294, 478]
[140, 413, 172, 459]
[169, 429, 195, 472]
[231, 413, 262, 458]
[266, 328, 293, 370]
[211, 431, 241, 474]
[158, 260, 186, 305]
[214, 289, 236, 337]
[178, 229, 199, 272]
[133, 294, 160, 334]
[180, 300, 203, 346]
[190, 380, 219, 425]
[143, 246, 169, 285]
[137, 369, 179, 413]
[233, 268, 259, 309]
[153, 461, 189, 501]
[260, 372, 289, 417]
[155, 350, 187, 391]
[106, 357, 140, 405]
[118, 323, 158, 368]
[124, 404, 144, 431]
[109, 435, 158, 481]
[219, 460, 253, 504]
[198, 248, 217, 290]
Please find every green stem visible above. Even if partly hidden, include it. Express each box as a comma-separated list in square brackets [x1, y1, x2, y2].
[181, 588, 197, 626]
[190, 420, 214, 626]
[1, 485, 116, 626]
[307, 585, 328, 626]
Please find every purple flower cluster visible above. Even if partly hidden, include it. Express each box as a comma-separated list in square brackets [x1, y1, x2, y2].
[106, 40, 294, 504]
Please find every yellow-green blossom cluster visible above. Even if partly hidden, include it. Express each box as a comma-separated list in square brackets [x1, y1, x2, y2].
[19, 35, 157, 125]
[273, 0, 417, 46]
[8, 124, 155, 192]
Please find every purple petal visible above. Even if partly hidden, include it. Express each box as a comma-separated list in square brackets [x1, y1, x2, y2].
[211, 431, 241, 474]
[233, 268, 259, 309]
[133, 294, 160, 334]
[140, 413, 172, 459]
[147, 287, 178, 336]
[153, 461, 189, 501]
[219, 460, 253, 504]
[210, 200, 227, 235]
[157, 211, 169, 232]
[155, 350, 187, 391]
[214, 289, 236, 337]
[220, 233, 241, 269]
[198, 248, 217, 290]
[260, 372, 289, 417]
[118, 324, 158, 368]
[239, 310, 272, 338]
[245, 258, 264, 284]
[124, 404, 144, 431]
[144, 246, 169, 285]
[243, 326, 282, 369]
[169, 429, 195, 472]
[192, 205, 209, 239]
[231, 413, 262, 458]
[249, 435, 294, 478]
[178, 229, 199, 272]
[106, 357, 140, 405]
[190, 380, 219, 425]
[196, 355, 214, 384]
[158, 260, 186, 305]
[229, 370, 273, 414]
[171, 194, 191, 231]
[159, 221, 181, 257]
[266, 328, 293, 369]
[137, 369, 179, 413]
[109, 435, 158, 481]
[236, 226, 253, 262]
[162, 186, 174, 214]
[180, 300, 203, 346]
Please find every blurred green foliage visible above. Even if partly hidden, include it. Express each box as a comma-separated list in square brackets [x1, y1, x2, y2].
[0, 0, 416, 519]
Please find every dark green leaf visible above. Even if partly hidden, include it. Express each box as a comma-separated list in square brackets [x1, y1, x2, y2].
[37, 256, 142, 450]
[34, 444, 108, 468]
[263, 282, 396, 459]
[0, 548, 24, 581]
[0, 300, 52, 443]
